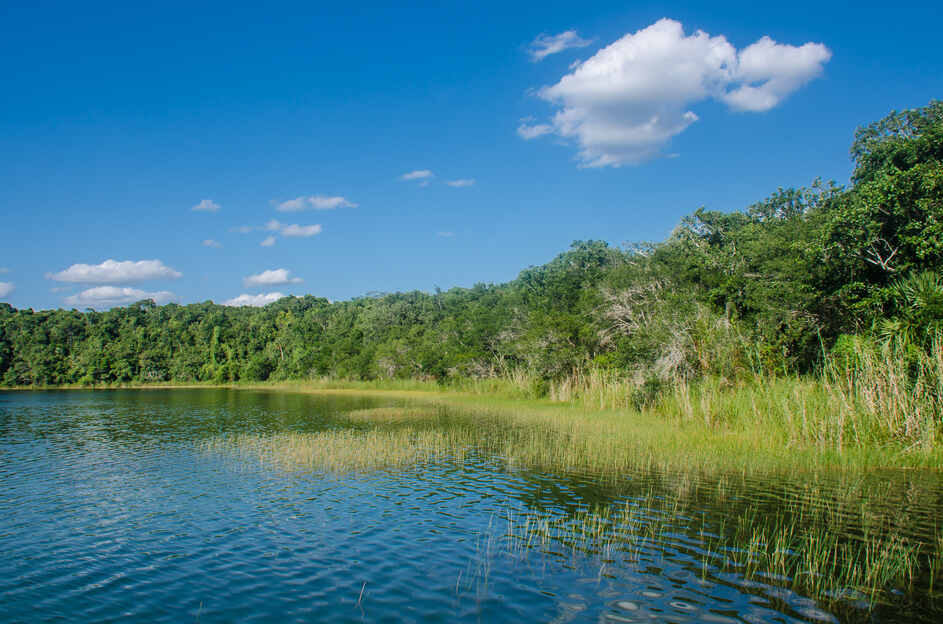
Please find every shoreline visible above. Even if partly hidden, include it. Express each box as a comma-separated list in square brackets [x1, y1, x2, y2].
[5, 380, 941, 474]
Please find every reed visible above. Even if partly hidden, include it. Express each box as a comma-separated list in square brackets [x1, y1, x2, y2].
[496, 484, 943, 611]
[201, 427, 468, 473]
[199, 395, 943, 613]
[343, 406, 441, 423]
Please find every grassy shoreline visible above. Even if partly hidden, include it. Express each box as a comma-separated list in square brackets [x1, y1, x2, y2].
[10, 378, 943, 611]
[7, 377, 941, 474]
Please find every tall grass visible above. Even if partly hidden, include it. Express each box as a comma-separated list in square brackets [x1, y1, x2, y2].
[214, 416, 942, 612]
[497, 477, 943, 611]
[202, 427, 468, 473]
[457, 335, 943, 454]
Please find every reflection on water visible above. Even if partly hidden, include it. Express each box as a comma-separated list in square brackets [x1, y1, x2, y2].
[1, 389, 941, 623]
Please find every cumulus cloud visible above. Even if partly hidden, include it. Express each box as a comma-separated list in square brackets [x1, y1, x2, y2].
[265, 219, 283, 231]
[192, 199, 221, 212]
[399, 169, 434, 181]
[243, 269, 303, 288]
[280, 224, 322, 237]
[202, 239, 222, 248]
[222, 292, 286, 307]
[276, 195, 358, 212]
[260, 236, 277, 247]
[65, 286, 176, 308]
[522, 18, 831, 167]
[528, 30, 592, 62]
[446, 178, 476, 187]
[0, 282, 13, 298]
[48, 259, 182, 284]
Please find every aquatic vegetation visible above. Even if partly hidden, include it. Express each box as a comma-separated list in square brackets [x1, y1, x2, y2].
[199, 397, 943, 614]
[201, 427, 469, 473]
[490, 478, 943, 613]
[342, 406, 441, 423]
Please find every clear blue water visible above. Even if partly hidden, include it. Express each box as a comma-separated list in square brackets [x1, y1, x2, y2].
[1, 389, 940, 623]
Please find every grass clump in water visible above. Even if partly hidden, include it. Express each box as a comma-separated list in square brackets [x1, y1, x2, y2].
[498, 483, 943, 614]
[202, 427, 468, 474]
[343, 406, 440, 423]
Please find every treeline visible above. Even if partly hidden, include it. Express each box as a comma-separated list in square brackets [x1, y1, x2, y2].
[2, 102, 942, 391]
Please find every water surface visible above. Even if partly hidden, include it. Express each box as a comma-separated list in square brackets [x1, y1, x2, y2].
[1, 389, 940, 623]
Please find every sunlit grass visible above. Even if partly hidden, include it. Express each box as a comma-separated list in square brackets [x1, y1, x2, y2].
[496, 481, 943, 611]
[343, 406, 441, 423]
[202, 427, 467, 473]
[198, 394, 943, 613]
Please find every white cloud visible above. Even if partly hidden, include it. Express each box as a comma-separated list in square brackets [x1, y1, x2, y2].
[202, 239, 222, 248]
[233, 225, 254, 234]
[399, 169, 434, 181]
[720, 36, 834, 112]
[222, 292, 286, 307]
[276, 195, 358, 212]
[192, 199, 221, 212]
[0, 282, 13, 298]
[235, 220, 323, 245]
[528, 30, 593, 62]
[517, 123, 553, 140]
[243, 269, 303, 288]
[65, 286, 176, 308]
[436, 231, 455, 238]
[280, 224, 322, 237]
[446, 178, 476, 187]
[523, 18, 831, 167]
[48, 259, 182, 284]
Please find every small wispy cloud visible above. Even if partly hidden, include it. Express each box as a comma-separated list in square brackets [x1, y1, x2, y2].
[65, 286, 176, 308]
[276, 195, 358, 212]
[0, 267, 9, 274]
[446, 179, 476, 188]
[232, 225, 254, 234]
[202, 239, 222, 248]
[192, 199, 221, 213]
[528, 30, 593, 62]
[243, 269, 303, 288]
[0, 282, 14, 298]
[399, 169, 434, 182]
[280, 224, 322, 238]
[48, 259, 182, 284]
[436, 231, 455, 238]
[238, 220, 323, 245]
[517, 123, 553, 140]
[223, 292, 286, 307]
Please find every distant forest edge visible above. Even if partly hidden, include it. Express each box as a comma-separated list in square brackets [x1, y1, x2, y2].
[3, 102, 942, 396]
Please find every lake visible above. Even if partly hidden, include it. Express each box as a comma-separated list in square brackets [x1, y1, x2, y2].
[1, 389, 941, 623]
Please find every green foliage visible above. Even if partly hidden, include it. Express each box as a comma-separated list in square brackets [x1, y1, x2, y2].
[816, 101, 943, 321]
[2, 101, 942, 403]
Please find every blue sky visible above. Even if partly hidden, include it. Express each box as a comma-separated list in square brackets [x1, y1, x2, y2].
[1, 0, 940, 309]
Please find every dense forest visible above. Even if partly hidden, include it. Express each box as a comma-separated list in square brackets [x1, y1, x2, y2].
[3, 102, 942, 393]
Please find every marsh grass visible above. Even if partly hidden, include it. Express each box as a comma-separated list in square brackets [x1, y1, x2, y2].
[449, 338, 943, 457]
[201, 427, 468, 473]
[200, 399, 943, 614]
[343, 406, 441, 423]
[496, 483, 943, 612]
